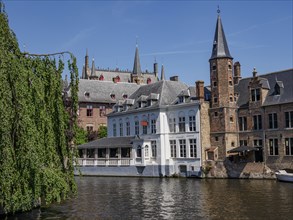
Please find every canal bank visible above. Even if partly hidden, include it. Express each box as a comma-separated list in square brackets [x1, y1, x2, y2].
[201, 160, 276, 179]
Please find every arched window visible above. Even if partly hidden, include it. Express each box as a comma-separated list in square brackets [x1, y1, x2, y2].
[119, 119, 123, 136]
[137, 145, 142, 158]
[145, 145, 149, 158]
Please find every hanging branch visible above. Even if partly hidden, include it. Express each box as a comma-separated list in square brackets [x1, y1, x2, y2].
[22, 51, 74, 57]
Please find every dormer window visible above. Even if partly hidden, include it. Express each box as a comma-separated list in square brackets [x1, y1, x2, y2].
[213, 81, 217, 87]
[179, 96, 184, 103]
[251, 88, 260, 102]
[123, 94, 128, 99]
[274, 81, 283, 96]
[110, 94, 115, 100]
[99, 74, 104, 81]
[84, 92, 90, 98]
[147, 78, 151, 84]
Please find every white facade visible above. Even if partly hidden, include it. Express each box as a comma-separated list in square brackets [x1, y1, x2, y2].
[107, 100, 202, 177]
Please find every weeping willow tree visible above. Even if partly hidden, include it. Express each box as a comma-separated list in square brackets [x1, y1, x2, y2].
[0, 6, 79, 214]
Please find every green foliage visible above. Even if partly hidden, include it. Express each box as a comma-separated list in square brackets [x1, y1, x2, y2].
[75, 126, 87, 146]
[0, 11, 78, 214]
[98, 126, 107, 139]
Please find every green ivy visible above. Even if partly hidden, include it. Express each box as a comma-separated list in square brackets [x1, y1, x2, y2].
[0, 10, 78, 214]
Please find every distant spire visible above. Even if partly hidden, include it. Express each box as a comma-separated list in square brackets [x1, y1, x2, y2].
[210, 10, 232, 60]
[132, 44, 142, 76]
[160, 64, 165, 81]
[91, 58, 95, 77]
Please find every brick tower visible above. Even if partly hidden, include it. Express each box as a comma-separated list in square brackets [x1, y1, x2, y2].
[209, 11, 239, 160]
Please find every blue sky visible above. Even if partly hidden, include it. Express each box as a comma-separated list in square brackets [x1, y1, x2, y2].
[4, 0, 293, 86]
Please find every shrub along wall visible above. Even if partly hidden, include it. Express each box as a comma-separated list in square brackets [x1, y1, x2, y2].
[0, 9, 79, 214]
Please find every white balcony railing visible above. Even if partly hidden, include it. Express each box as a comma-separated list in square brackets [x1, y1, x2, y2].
[77, 158, 131, 167]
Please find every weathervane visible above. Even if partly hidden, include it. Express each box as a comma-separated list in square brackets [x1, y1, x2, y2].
[217, 5, 221, 14]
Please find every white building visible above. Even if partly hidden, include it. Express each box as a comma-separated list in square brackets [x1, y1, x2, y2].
[77, 79, 207, 177]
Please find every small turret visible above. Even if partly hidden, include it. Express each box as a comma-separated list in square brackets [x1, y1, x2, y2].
[233, 61, 241, 84]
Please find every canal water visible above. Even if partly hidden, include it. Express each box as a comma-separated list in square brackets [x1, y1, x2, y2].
[6, 176, 293, 219]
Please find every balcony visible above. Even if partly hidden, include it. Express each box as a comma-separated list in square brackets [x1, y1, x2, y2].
[76, 158, 132, 167]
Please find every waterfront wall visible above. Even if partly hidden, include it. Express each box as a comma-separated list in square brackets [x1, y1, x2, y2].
[75, 165, 201, 177]
[202, 160, 276, 179]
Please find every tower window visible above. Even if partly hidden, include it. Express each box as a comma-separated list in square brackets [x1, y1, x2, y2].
[213, 96, 218, 103]
[229, 81, 233, 86]
[230, 116, 234, 123]
[228, 63, 232, 70]
[214, 112, 218, 117]
[213, 81, 217, 87]
[212, 64, 216, 70]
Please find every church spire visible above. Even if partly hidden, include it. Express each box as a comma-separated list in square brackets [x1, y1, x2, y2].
[210, 9, 232, 60]
[132, 44, 142, 76]
[91, 58, 95, 77]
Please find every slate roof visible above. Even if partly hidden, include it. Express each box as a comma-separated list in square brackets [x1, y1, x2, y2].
[210, 15, 232, 60]
[235, 69, 293, 107]
[82, 67, 158, 85]
[78, 136, 135, 149]
[109, 80, 198, 115]
[78, 79, 140, 103]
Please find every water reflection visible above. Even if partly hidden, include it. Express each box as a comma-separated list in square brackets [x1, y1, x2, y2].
[4, 177, 293, 220]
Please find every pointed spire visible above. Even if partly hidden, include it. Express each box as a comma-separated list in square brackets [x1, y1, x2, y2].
[210, 10, 232, 60]
[132, 44, 142, 76]
[91, 58, 95, 77]
[160, 64, 165, 81]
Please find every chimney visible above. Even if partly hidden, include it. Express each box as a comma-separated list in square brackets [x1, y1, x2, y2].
[170, 76, 178, 81]
[196, 80, 205, 101]
[233, 61, 241, 84]
[154, 62, 158, 78]
[252, 67, 257, 78]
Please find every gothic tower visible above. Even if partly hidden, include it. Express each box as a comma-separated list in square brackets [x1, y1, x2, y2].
[209, 11, 239, 160]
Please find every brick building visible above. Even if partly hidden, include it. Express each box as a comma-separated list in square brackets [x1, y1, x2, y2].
[207, 12, 293, 170]
[77, 45, 161, 132]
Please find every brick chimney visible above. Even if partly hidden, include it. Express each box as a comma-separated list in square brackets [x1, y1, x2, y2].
[196, 80, 205, 101]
